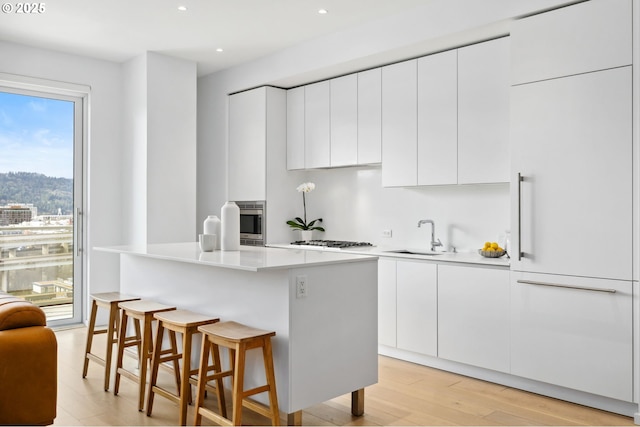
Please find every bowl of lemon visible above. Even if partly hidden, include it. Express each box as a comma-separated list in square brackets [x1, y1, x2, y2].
[478, 242, 506, 258]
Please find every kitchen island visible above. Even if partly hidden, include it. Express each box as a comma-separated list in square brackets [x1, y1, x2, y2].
[95, 242, 379, 425]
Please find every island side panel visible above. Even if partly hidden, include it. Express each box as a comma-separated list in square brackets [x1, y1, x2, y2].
[288, 259, 378, 413]
[119, 253, 291, 410]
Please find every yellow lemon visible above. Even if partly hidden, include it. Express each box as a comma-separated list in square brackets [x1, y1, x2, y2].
[485, 247, 495, 252]
[490, 242, 499, 250]
[484, 241, 492, 249]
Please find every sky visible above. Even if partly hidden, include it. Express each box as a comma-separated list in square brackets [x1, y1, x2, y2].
[0, 91, 74, 179]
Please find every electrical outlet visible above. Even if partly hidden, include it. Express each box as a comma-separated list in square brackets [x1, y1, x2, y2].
[296, 275, 308, 298]
[381, 229, 392, 238]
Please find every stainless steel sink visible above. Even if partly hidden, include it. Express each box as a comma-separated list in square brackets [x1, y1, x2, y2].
[384, 249, 443, 256]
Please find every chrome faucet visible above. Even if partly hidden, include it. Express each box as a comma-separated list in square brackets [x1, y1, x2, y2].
[417, 219, 443, 252]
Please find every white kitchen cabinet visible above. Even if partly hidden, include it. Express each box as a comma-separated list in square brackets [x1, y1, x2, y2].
[330, 74, 358, 167]
[377, 258, 396, 348]
[304, 81, 331, 169]
[417, 50, 457, 186]
[510, 271, 633, 401]
[511, 0, 632, 85]
[396, 260, 437, 357]
[229, 87, 285, 201]
[438, 265, 510, 373]
[510, 67, 632, 280]
[357, 68, 382, 165]
[286, 87, 305, 170]
[458, 37, 510, 184]
[381, 59, 417, 187]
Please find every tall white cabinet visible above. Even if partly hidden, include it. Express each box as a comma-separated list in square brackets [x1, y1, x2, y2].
[509, 0, 634, 404]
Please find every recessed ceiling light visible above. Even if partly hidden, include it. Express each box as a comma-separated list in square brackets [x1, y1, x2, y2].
[318, 8, 328, 14]
[177, 5, 187, 11]
[216, 48, 224, 53]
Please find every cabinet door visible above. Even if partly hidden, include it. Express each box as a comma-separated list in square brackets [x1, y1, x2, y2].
[382, 60, 417, 187]
[378, 258, 396, 347]
[511, 67, 632, 280]
[228, 87, 266, 201]
[396, 261, 437, 356]
[305, 81, 331, 169]
[438, 265, 509, 373]
[458, 37, 510, 184]
[357, 68, 382, 164]
[330, 74, 358, 167]
[286, 87, 305, 170]
[511, 272, 632, 401]
[511, 0, 632, 85]
[417, 50, 457, 185]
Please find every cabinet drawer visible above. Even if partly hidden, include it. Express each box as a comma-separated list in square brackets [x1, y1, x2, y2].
[510, 272, 632, 401]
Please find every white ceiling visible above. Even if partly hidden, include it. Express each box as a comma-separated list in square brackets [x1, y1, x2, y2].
[0, 0, 431, 77]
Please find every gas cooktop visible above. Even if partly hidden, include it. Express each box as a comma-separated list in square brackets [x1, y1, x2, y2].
[289, 240, 374, 249]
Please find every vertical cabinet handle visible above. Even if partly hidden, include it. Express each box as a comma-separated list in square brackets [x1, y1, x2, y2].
[517, 173, 524, 261]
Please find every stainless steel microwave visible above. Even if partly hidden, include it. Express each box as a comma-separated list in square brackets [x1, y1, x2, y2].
[237, 201, 265, 246]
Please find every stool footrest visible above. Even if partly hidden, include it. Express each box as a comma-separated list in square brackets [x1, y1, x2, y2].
[242, 384, 271, 399]
[116, 367, 141, 383]
[242, 397, 277, 420]
[151, 385, 180, 404]
[197, 407, 233, 427]
[85, 353, 106, 366]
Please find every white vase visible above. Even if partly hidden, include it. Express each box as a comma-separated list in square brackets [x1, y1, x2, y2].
[221, 202, 240, 251]
[203, 215, 221, 249]
[300, 230, 313, 241]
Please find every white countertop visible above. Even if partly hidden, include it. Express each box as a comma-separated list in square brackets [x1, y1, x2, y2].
[94, 242, 378, 272]
[268, 243, 510, 268]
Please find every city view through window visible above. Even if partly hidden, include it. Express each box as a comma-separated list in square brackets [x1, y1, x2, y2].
[0, 90, 77, 322]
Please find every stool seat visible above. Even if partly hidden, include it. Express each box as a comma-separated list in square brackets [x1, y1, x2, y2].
[153, 309, 222, 328]
[83, 292, 141, 391]
[114, 300, 177, 411]
[147, 309, 220, 426]
[198, 321, 275, 342]
[118, 300, 177, 316]
[194, 321, 280, 426]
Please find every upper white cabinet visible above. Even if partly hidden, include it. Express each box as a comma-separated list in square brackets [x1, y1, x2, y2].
[381, 60, 418, 187]
[228, 87, 286, 201]
[357, 68, 382, 165]
[396, 260, 437, 357]
[330, 74, 358, 167]
[438, 265, 510, 373]
[417, 50, 457, 186]
[286, 87, 305, 170]
[382, 38, 509, 187]
[511, 0, 632, 85]
[304, 81, 331, 169]
[510, 271, 633, 401]
[458, 37, 510, 184]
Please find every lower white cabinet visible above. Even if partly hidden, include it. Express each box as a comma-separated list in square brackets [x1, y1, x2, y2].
[438, 265, 510, 373]
[510, 271, 633, 402]
[377, 258, 397, 347]
[396, 260, 437, 356]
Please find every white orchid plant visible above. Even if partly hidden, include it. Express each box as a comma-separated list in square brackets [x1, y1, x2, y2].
[287, 182, 325, 232]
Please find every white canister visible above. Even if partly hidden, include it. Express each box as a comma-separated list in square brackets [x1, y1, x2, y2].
[203, 215, 221, 249]
[221, 201, 240, 251]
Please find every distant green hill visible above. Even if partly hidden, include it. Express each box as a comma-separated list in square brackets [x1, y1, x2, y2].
[0, 172, 73, 215]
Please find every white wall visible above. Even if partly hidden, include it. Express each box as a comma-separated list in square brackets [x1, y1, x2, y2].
[197, 0, 570, 249]
[0, 41, 123, 307]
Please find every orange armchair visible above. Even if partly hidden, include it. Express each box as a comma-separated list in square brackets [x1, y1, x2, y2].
[0, 294, 57, 425]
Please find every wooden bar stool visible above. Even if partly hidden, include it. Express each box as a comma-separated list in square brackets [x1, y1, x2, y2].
[82, 292, 140, 391]
[113, 300, 177, 411]
[194, 321, 280, 426]
[146, 309, 221, 426]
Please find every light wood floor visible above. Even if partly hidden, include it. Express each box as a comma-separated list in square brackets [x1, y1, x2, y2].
[54, 325, 634, 426]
